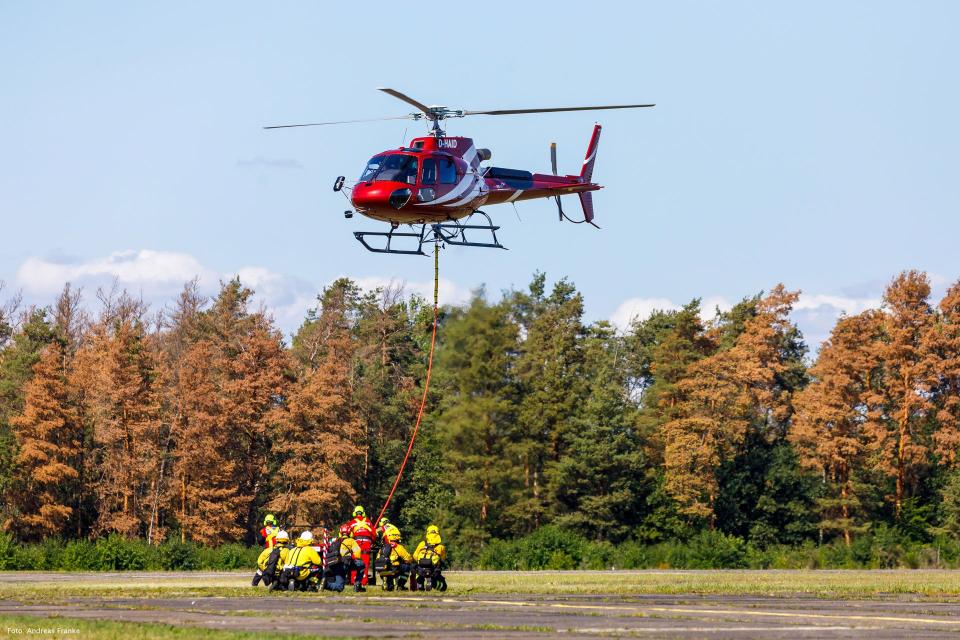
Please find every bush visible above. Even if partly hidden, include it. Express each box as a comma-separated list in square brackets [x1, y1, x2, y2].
[160, 540, 200, 570]
[685, 531, 747, 568]
[0, 533, 19, 570]
[60, 540, 98, 570]
[94, 534, 147, 570]
[217, 543, 256, 570]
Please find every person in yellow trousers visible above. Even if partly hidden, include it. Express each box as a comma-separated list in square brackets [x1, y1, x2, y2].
[282, 530, 324, 591]
[412, 524, 447, 592]
[252, 530, 289, 587]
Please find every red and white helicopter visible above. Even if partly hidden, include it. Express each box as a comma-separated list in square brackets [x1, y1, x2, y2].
[266, 88, 654, 255]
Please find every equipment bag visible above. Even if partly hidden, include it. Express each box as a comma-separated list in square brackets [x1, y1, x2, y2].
[264, 546, 283, 577]
[323, 539, 342, 569]
[374, 548, 395, 576]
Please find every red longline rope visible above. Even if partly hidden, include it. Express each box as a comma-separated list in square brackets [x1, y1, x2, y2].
[374, 241, 440, 527]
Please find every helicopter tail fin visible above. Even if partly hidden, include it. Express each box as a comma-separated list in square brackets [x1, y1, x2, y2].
[578, 191, 596, 224]
[580, 124, 602, 183]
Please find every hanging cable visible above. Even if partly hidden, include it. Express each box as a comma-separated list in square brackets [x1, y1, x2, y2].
[375, 233, 440, 526]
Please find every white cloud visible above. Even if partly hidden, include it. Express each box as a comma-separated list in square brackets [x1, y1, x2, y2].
[17, 249, 218, 295]
[13, 249, 472, 338]
[794, 293, 881, 315]
[610, 295, 733, 330]
[610, 297, 680, 329]
[610, 291, 884, 349]
[351, 276, 470, 307]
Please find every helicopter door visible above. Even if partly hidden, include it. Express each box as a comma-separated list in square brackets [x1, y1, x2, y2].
[418, 157, 437, 202]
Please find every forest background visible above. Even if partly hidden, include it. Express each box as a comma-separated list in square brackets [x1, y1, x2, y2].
[2, 268, 960, 570]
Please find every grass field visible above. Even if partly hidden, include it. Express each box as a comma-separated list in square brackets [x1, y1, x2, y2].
[4, 571, 960, 638]
[0, 614, 353, 640]
[2, 569, 960, 601]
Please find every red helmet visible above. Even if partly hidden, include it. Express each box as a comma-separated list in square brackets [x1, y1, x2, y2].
[339, 524, 351, 537]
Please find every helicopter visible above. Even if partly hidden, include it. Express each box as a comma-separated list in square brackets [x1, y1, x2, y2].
[265, 88, 654, 255]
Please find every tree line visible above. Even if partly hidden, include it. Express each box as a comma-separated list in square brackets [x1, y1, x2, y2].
[1, 270, 959, 557]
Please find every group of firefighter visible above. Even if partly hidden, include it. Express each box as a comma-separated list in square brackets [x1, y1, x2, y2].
[252, 506, 448, 593]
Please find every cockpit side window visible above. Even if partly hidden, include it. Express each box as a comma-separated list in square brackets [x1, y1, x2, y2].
[439, 158, 457, 184]
[421, 158, 437, 185]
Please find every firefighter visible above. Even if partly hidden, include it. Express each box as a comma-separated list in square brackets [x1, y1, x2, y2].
[374, 524, 412, 591]
[346, 505, 375, 585]
[252, 530, 289, 587]
[325, 524, 366, 592]
[282, 530, 323, 591]
[377, 516, 402, 543]
[412, 525, 447, 592]
[258, 514, 280, 548]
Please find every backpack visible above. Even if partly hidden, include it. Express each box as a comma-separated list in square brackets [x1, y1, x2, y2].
[264, 546, 283, 577]
[323, 538, 342, 569]
[418, 542, 439, 568]
[374, 544, 396, 575]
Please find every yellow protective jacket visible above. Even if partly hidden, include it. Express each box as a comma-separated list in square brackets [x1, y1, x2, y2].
[387, 542, 413, 565]
[413, 532, 446, 565]
[339, 536, 362, 560]
[285, 540, 322, 580]
[257, 545, 289, 572]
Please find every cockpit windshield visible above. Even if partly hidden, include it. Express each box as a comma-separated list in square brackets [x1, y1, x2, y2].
[359, 154, 419, 184]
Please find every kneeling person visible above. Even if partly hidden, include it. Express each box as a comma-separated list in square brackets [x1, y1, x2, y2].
[412, 524, 447, 592]
[253, 529, 290, 586]
[282, 530, 323, 591]
[322, 526, 367, 593]
[375, 525, 412, 591]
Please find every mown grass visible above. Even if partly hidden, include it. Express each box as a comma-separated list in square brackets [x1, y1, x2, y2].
[0, 613, 352, 639]
[2, 569, 960, 601]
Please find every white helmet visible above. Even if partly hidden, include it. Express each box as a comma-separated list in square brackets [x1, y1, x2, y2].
[299, 530, 314, 542]
[275, 530, 289, 542]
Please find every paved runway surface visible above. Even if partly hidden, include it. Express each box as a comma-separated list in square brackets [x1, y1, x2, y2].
[3, 572, 960, 638]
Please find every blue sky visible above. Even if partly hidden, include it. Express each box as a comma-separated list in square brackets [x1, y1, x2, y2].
[2, 2, 958, 347]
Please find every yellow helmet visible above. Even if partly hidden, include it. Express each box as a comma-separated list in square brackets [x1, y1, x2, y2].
[263, 514, 277, 526]
[353, 505, 365, 517]
[426, 524, 439, 536]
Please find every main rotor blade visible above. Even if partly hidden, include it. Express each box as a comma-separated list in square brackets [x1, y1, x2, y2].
[263, 115, 414, 129]
[377, 87, 434, 117]
[463, 104, 655, 116]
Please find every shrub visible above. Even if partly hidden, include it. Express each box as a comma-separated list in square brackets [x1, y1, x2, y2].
[60, 540, 98, 570]
[679, 531, 747, 569]
[217, 543, 256, 570]
[580, 540, 616, 569]
[94, 534, 146, 570]
[514, 526, 586, 570]
[160, 540, 200, 570]
[0, 533, 19, 570]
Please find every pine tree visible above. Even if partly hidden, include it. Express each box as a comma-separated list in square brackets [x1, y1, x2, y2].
[662, 285, 800, 522]
[512, 277, 588, 532]
[928, 281, 960, 465]
[269, 282, 363, 526]
[633, 301, 713, 464]
[865, 271, 938, 516]
[0, 310, 58, 526]
[432, 293, 520, 541]
[74, 294, 162, 538]
[791, 312, 884, 544]
[169, 280, 288, 543]
[547, 322, 647, 541]
[8, 341, 82, 539]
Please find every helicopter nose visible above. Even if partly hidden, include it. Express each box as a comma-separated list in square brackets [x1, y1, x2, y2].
[352, 183, 413, 210]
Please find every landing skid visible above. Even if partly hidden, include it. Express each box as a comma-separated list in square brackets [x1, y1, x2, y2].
[353, 211, 508, 256]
